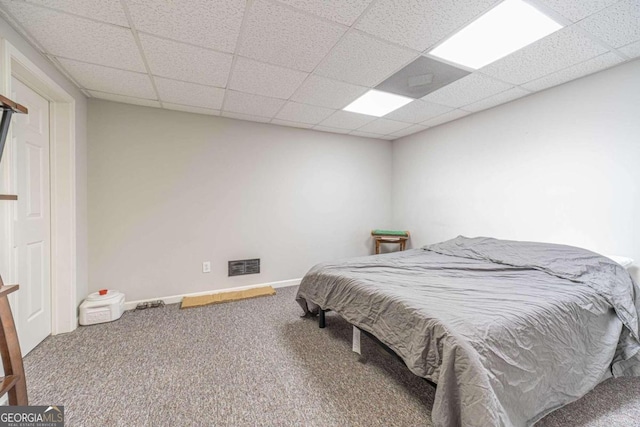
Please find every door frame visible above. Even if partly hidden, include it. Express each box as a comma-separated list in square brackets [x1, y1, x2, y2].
[0, 39, 77, 334]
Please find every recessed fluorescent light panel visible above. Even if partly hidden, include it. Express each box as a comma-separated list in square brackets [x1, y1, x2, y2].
[428, 0, 563, 69]
[343, 89, 412, 117]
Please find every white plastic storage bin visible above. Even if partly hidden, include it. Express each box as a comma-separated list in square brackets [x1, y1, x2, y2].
[79, 290, 125, 326]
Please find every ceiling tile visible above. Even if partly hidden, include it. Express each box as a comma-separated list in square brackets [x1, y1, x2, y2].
[356, 0, 497, 51]
[538, 0, 620, 22]
[139, 34, 232, 87]
[221, 111, 272, 123]
[58, 58, 155, 98]
[480, 27, 608, 85]
[462, 87, 530, 113]
[126, 0, 245, 53]
[163, 103, 220, 116]
[619, 40, 640, 58]
[385, 100, 452, 123]
[315, 31, 418, 86]
[229, 57, 308, 99]
[422, 73, 513, 108]
[25, 0, 129, 26]
[290, 75, 368, 109]
[420, 109, 470, 127]
[376, 55, 470, 99]
[0, 1, 145, 71]
[155, 78, 225, 110]
[275, 102, 335, 124]
[312, 125, 352, 134]
[10, 0, 632, 120]
[271, 119, 314, 129]
[275, 0, 374, 26]
[578, 0, 640, 48]
[350, 130, 385, 139]
[390, 124, 429, 138]
[239, 0, 346, 72]
[88, 91, 161, 108]
[357, 118, 412, 134]
[521, 52, 626, 92]
[223, 91, 286, 118]
[319, 110, 376, 129]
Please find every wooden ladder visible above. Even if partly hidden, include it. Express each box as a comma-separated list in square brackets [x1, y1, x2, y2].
[0, 274, 28, 405]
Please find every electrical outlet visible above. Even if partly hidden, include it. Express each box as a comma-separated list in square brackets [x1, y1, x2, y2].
[202, 261, 211, 273]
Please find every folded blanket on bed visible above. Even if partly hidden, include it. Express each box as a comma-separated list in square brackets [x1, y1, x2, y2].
[296, 236, 640, 426]
[371, 229, 409, 237]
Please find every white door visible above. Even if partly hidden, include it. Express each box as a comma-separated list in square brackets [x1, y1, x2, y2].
[12, 76, 51, 355]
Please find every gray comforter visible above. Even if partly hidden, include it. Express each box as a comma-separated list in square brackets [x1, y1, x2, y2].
[296, 236, 640, 426]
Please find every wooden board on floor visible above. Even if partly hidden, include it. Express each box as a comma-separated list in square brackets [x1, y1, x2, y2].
[180, 286, 276, 309]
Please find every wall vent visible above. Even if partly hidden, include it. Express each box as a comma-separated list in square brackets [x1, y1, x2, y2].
[228, 259, 260, 276]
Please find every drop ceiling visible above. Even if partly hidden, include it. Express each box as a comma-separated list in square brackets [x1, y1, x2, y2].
[0, 0, 637, 140]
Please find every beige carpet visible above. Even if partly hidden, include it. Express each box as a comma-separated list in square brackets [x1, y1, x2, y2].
[24, 286, 640, 426]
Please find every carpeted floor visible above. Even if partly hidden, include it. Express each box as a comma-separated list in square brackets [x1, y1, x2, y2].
[25, 286, 640, 426]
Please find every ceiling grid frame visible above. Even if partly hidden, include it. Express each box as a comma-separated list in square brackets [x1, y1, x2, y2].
[0, 4, 89, 91]
[118, 0, 162, 107]
[266, 0, 408, 127]
[0, 0, 635, 139]
[219, 0, 255, 113]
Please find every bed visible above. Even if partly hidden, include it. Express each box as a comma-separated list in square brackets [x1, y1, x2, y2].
[296, 236, 640, 427]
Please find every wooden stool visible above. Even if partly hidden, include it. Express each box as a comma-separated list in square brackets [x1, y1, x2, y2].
[372, 232, 410, 254]
[0, 274, 28, 405]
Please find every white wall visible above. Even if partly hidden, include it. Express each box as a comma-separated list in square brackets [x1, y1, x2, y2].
[393, 59, 640, 281]
[0, 17, 88, 305]
[88, 100, 392, 302]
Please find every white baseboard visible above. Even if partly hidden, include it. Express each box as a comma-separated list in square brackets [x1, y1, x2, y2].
[123, 278, 301, 310]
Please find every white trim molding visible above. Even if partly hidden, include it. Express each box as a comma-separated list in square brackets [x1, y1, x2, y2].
[123, 278, 302, 311]
[0, 39, 77, 334]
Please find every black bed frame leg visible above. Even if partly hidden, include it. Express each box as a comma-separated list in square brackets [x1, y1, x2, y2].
[319, 309, 326, 329]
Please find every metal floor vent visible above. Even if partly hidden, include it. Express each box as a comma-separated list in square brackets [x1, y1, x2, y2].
[229, 259, 260, 276]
